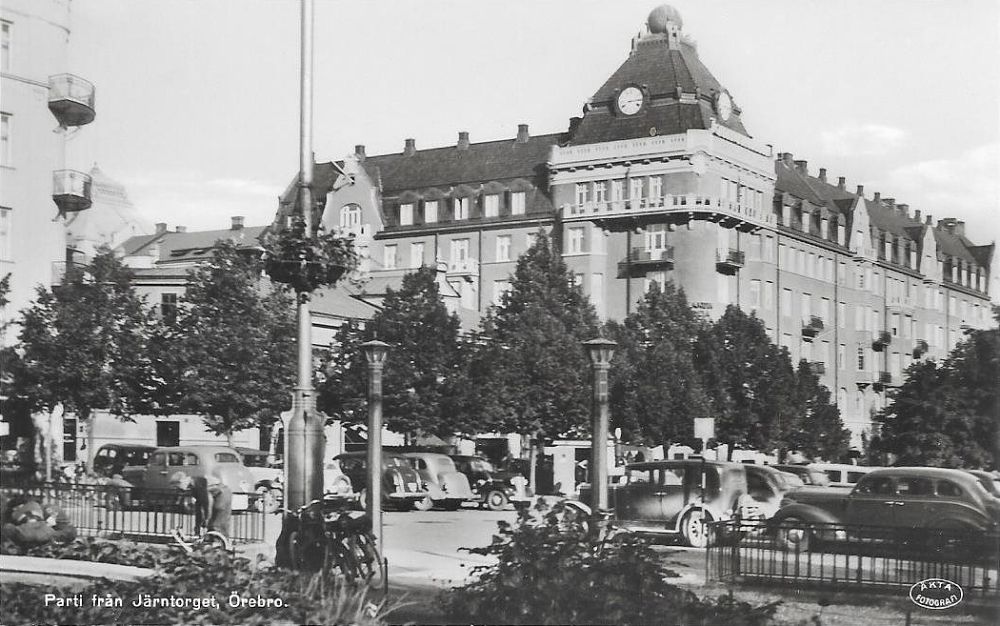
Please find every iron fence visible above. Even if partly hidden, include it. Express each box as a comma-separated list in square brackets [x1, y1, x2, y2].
[1, 481, 267, 545]
[706, 519, 999, 596]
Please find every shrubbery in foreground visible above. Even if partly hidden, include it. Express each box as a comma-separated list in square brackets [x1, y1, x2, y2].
[442, 500, 782, 626]
[1, 538, 389, 625]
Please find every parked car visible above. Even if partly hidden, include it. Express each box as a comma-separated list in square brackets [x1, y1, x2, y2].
[771, 467, 1000, 551]
[807, 462, 878, 488]
[577, 459, 755, 548]
[772, 464, 832, 487]
[333, 452, 428, 511]
[403, 452, 476, 511]
[121, 446, 254, 511]
[743, 464, 797, 519]
[237, 448, 282, 513]
[451, 454, 528, 511]
[92, 444, 156, 478]
[965, 470, 1000, 500]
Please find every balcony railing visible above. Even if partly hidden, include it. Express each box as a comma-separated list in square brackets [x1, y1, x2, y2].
[560, 193, 774, 231]
[872, 330, 892, 352]
[809, 361, 827, 375]
[52, 169, 93, 214]
[801, 315, 824, 340]
[715, 248, 745, 273]
[446, 257, 478, 279]
[630, 246, 674, 264]
[912, 339, 929, 359]
[48, 74, 96, 127]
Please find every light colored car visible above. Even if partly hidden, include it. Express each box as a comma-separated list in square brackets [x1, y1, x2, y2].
[808, 463, 879, 488]
[237, 448, 283, 513]
[772, 464, 832, 487]
[403, 452, 476, 511]
[123, 446, 254, 511]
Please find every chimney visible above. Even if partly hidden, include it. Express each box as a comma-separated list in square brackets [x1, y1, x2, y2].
[403, 138, 416, 156]
[231, 216, 244, 230]
[176, 226, 187, 233]
[354, 144, 366, 161]
[873, 191, 881, 203]
[516, 123, 530, 143]
[955, 220, 965, 237]
[856, 185, 864, 197]
[898, 203, 909, 217]
[155, 222, 167, 235]
[837, 176, 846, 190]
[914, 209, 921, 222]
[457, 131, 470, 150]
[781, 152, 794, 166]
[794, 160, 808, 175]
[884, 198, 895, 209]
[925, 214, 933, 225]
[937, 218, 950, 231]
[818, 168, 827, 182]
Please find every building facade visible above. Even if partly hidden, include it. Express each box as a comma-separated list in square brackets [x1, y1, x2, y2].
[304, 5, 995, 448]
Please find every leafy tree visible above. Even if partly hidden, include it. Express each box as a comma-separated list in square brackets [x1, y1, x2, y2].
[787, 361, 850, 461]
[875, 315, 999, 468]
[173, 241, 296, 446]
[469, 231, 599, 488]
[11, 249, 160, 465]
[693, 306, 800, 459]
[606, 282, 712, 447]
[317, 266, 467, 441]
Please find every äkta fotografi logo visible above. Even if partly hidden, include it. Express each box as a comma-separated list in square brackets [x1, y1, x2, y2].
[908, 578, 963, 610]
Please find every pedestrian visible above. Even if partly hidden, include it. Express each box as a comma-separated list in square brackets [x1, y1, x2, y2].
[205, 475, 232, 539]
[172, 473, 211, 533]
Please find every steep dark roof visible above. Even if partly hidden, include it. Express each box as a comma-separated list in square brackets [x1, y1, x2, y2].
[567, 37, 749, 146]
[120, 226, 267, 262]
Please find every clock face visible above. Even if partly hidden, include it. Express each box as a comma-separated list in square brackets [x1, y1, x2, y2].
[716, 91, 733, 121]
[617, 87, 644, 116]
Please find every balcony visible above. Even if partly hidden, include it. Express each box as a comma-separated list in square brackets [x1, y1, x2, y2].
[52, 169, 93, 215]
[872, 330, 892, 352]
[912, 339, 929, 359]
[446, 257, 478, 281]
[886, 295, 914, 312]
[715, 247, 745, 274]
[809, 361, 827, 375]
[801, 316, 824, 341]
[618, 246, 674, 278]
[48, 74, 96, 128]
[560, 193, 774, 233]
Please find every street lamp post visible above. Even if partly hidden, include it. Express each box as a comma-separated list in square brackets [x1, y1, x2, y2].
[362, 340, 389, 557]
[583, 337, 616, 531]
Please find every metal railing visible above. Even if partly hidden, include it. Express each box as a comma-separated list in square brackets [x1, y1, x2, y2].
[706, 519, 999, 596]
[0, 481, 267, 545]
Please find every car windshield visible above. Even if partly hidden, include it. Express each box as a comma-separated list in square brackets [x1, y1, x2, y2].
[469, 458, 494, 472]
[214, 453, 240, 463]
[242, 453, 269, 468]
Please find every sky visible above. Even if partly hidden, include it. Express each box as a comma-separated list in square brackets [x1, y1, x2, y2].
[67, 0, 999, 251]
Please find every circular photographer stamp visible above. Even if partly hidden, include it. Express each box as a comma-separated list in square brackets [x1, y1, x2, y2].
[908, 578, 963, 610]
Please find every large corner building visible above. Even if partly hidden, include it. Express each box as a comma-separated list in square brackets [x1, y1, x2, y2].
[298, 6, 994, 447]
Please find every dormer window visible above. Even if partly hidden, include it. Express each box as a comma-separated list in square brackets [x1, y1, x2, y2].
[400, 203, 414, 226]
[484, 194, 500, 218]
[511, 192, 525, 215]
[454, 197, 469, 220]
[340, 203, 362, 228]
[424, 200, 438, 223]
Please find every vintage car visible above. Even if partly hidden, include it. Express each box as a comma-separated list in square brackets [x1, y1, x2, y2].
[237, 448, 283, 513]
[92, 444, 156, 478]
[742, 464, 798, 519]
[965, 470, 1000, 500]
[333, 452, 428, 511]
[451, 454, 529, 511]
[121, 446, 254, 511]
[403, 452, 476, 511]
[771, 467, 1000, 551]
[807, 462, 878, 488]
[576, 459, 756, 548]
[772, 464, 832, 487]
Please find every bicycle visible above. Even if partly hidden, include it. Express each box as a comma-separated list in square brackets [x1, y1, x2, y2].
[171, 526, 233, 554]
[286, 494, 384, 586]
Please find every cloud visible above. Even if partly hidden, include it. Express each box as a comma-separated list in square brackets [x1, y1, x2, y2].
[820, 123, 908, 156]
[884, 142, 1000, 242]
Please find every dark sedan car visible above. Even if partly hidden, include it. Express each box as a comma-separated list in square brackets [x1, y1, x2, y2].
[92, 444, 156, 478]
[451, 455, 528, 511]
[333, 452, 428, 511]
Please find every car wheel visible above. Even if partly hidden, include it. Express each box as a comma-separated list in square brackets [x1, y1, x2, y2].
[776, 516, 812, 552]
[681, 509, 711, 548]
[414, 496, 434, 512]
[486, 490, 508, 511]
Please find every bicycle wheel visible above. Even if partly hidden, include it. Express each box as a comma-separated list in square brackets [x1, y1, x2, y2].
[353, 532, 384, 587]
[325, 536, 363, 583]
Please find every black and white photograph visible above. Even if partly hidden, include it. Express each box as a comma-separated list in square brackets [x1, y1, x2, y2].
[0, 1, 998, 624]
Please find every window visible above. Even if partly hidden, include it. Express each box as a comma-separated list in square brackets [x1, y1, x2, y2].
[611, 179, 625, 204]
[510, 192, 525, 215]
[591, 273, 603, 312]
[648, 177, 662, 202]
[526, 232, 537, 249]
[399, 203, 414, 226]
[838, 344, 845, 370]
[160, 293, 178, 324]
[568, 227, 585, 254]
[484, 194, 500, 218]
[936, 481, 963, 498]
[856, 476, 895, 495]
[0, 21, 9, 73]
[594, 181, 607, 205]
[856, 346, 866, 372]
[749, 280, 761, 310]
[763, 236, 775, 262]
[0, 113, 10, 166]
[801, 293, 811, 319]
[838, 302, 846, 329]
[819, 298, 830, 323]
[410, 242, 424, 268]
[493, 279, 511, 306]
[453, 197, 469, 220]
[780, 288, 792, 317]
[0, 207, 9, 260]
[630, 178, 644, 203]
[383, 245, 397, 269]
[450, 238, 469, 262]
[645, 224, 667, 251]
[575, 183, 589, 206]
[495, 235, 511, 262]
[340, 203, 361, 228]
[855, 305, 864, 331]
[763, 281, 774, 310]
[424, 201, 438, 223]
[896, 477, 934, 496]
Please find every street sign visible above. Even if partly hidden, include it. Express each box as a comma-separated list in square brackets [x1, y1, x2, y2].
[694, 417, 715, 441]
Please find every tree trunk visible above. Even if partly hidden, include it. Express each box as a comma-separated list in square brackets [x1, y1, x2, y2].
[227, 432, 234, 448]
[527, 433, 539, 495]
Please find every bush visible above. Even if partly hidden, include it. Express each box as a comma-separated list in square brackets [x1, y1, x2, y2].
[442, 500, 781, 626]
[1, 537, 391, 625]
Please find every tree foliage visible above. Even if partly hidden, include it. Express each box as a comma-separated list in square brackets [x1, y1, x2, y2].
[875, 315, 1000, 468]
[318, 266, 467, 440]
[172, 241, 296, 445]
[606, 282, 712, 447]
[789, 362, 851, 461]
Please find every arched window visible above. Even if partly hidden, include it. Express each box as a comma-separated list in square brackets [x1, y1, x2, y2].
[340, 204, 362, 228]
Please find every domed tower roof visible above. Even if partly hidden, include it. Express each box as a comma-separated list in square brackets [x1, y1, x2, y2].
[65, 165, 154, 254]
[565, 5, 749, 146]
